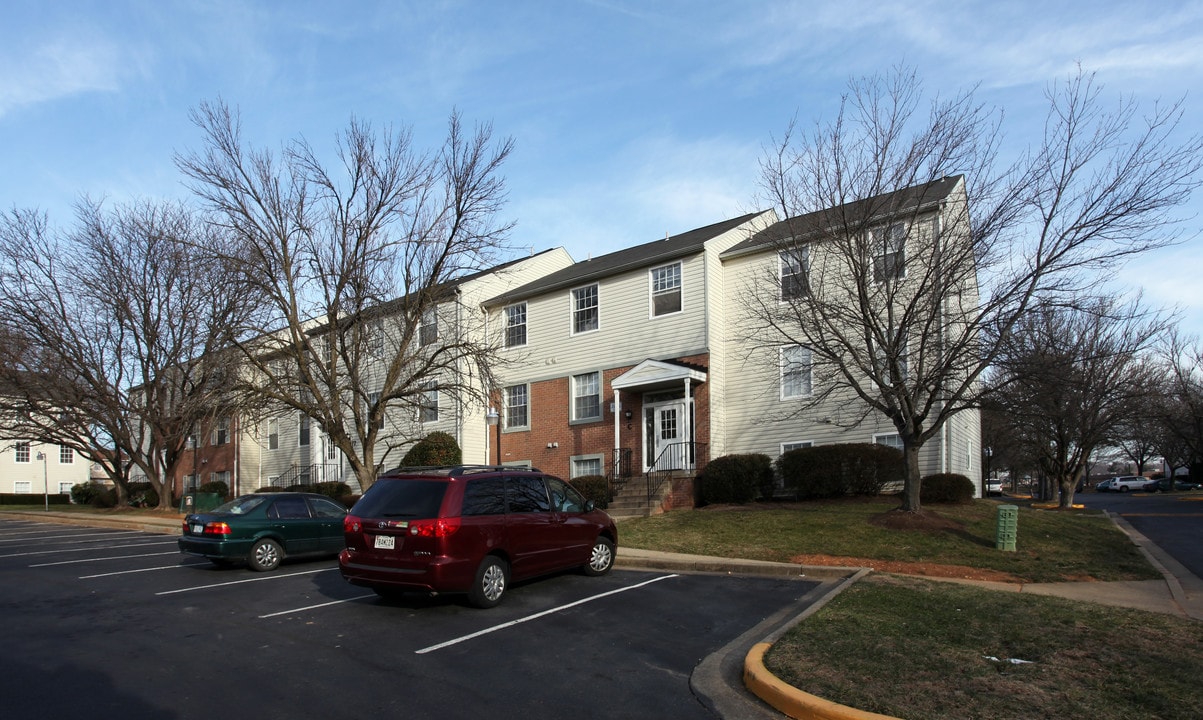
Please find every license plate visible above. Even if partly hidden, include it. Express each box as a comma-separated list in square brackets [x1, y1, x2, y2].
[191, 524, 204, 534]
[374, 535, 395, 550]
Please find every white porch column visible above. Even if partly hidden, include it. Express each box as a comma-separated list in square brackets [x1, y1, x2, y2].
[683, 378, 693, 468]
[612, 389, 622, 474]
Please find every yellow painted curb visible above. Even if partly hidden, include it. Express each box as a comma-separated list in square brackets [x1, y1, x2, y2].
[744, 642, 902, 720]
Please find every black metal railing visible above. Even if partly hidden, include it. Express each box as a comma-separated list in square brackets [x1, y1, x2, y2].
[644, 441, 707, 504]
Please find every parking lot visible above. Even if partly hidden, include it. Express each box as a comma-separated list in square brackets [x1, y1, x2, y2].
[0, 516, 823, 720]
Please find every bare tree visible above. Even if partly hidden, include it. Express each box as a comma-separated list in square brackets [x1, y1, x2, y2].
[747, 66, 1202, 512]
[1155, 330, 1203, 476]
[176, 102, 515, 492]
[0, 201, 249, 509]
[992, 298, 1166, 507]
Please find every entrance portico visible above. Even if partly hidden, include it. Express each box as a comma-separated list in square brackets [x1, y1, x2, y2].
[611, 359, 707, 474]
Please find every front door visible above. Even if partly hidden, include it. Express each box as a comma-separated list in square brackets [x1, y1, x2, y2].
[645, 403, 685, 471]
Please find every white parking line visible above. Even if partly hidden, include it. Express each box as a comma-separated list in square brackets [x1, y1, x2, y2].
[258, 594, 378, 618]
[0, 530, 147, 545]
[155, 567, 335, 595]
[0, 540, 176, 559]
[81, 562, 208, 578]
[415, 574, 680, 655]
[30, 551, 181, 568]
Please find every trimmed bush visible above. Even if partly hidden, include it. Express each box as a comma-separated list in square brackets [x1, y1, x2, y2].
[569, 475, 612, 509]
[71, 482, 103, 505]
[255, 486, 284, 493]
[697, 453, 772, 504]
[776, 444, 904, 500]
[312, 481, 353, 502]
[0, 493, 71, 505]
[920, 473, 975, 504]
[198, 480, 229, 498]
[126, 482, 160, 508]
[401, 431, 462, 467]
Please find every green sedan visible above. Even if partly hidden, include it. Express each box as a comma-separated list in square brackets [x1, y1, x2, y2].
[178, 492, 348, 571]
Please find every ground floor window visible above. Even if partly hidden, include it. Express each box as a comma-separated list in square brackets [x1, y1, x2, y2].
[571, 455, 604, 478]
[14, 481, 31, 494]
[874, 433, 903, 451]
[781, 441, 813, 453]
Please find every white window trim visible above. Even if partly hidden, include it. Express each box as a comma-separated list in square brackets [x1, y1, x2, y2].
[503, 302, 528, 349]
[570, 283, 600, 336]
[873, 432, 903, 451]
[570, 454, 606, 478]
[872, 222, 907, 282]
[779, 345, 813, 400]
[781, 441, 814, 454]
[504, 383, 530, 430]
[648, 261, 683, 318]
[778, 248, 809, 301]
[267, 418, 280, 451]
[570, 371, 603, 423]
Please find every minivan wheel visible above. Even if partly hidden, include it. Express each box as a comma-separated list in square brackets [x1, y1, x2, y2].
[583, 537, 615, 576]
[469, 556, 509, 608]
[248, 538, 282, 571]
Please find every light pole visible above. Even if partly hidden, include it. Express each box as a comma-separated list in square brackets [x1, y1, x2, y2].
[984, 446, 993, 497]
[35, 450, 49, 511]
[486, 408, 500, 466]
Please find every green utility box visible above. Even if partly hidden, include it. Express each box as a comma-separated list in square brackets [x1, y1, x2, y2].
[996, 504, 1018, 552]
[179, 492, 223, 513]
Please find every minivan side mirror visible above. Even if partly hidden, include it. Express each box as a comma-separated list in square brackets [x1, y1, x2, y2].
[584, 499, 595, 512]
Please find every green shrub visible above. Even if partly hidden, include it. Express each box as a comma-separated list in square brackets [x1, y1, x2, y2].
[401, 431, 462, 467]
[0, 493, 71, 505]
[198, 480, 229, 498]
[91, 486, 118, 508]
[255, 486, 284, 493]
[697, 453, 772, 504]
[312, 481, 353, 501]
[569, 475, 612, 509]
[71, 482, 102, 505]
[126, 482, 160, 508]
[776, 444, 904, 500]
[921, 473, 975, 504]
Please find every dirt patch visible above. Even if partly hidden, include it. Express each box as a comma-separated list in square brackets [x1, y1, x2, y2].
[867, 507, 965, 532]
[789, 553, 1026, 583]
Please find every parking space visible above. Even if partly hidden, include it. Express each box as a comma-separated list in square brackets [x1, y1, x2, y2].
[1, 515, 819, 719]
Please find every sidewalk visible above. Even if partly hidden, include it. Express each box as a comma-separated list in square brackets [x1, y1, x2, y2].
[7, 507, 1202, 720]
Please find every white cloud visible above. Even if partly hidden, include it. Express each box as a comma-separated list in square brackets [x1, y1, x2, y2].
[0, 33, 126, 117]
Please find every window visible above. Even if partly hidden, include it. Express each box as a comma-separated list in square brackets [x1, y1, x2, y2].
[299, 416, 310, 446]
[782, 441, 813, 453]
[650, 262, 682, 316]
[368, 392, 386, 430]
[504, 303, 527, 348]
[572, 284, 599, 334]
[59, 446, 74, 464]
[505, 384, 528, 429]
[779, 248, 809, 300]
[15, 441, 30, 463]
[462, 477, 507, 516]
[14, 481, 31, 494]
[267, 419, 279, 450]
[873, 223, 906, 282]
[571, 455, 604, 478]
[58, 482, 73, 494]
[367, 320, 384, 357]
[548, 477, 586, 512]
[419, 307, 438, 347]
[212, 417, 230, 446]
[183, 474, 197, 492]
[506, 475, 550, 513]
[572, 372, 601, 421]
[211, 470, 231, 486]
[873, 334, 909, 384]
[874, 433, 903, 451]
[780, 345, 813, 399]
[419, 384, 438, 423]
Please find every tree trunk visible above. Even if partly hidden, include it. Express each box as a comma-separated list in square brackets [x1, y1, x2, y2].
[899, 443, 923, 511]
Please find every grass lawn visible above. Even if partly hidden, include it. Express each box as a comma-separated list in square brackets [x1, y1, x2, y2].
[620, 496, 1201, 720]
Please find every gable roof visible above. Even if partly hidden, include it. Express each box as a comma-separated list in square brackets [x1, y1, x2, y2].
[484, 211, 765, 307]
[721, 175, 963, 259]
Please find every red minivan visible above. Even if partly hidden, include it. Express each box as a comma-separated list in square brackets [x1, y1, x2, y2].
[339, 466, 618, 608]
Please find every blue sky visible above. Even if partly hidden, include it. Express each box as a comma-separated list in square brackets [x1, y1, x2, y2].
[3, 0, 1202, 335]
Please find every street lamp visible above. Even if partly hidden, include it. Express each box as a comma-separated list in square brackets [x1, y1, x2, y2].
[486, 408, 500, 466]
[35, 451, 49, 511]
[983, 446, 993, 498]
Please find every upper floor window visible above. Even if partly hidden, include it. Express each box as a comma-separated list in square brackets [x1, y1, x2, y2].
[59, 445, 74, 464]
[299, 416, 311, 446]
[779, 248, 809, 300]
[572, 284, 599, 334]
[872, 223, 906, 282]
[505, 384, 529, 429]
[14, 441, 30, 463]
[267, 419, 279, 450]
[212, 417, 230, 446]
[368, 391, 386, 430]
[419, 307, 438, 347]
[504, 303, 527, 348]
[367, 320, 385, 356]
[780, 345, 813, 399]
[572, 372, 601, 421]
[650, 263, 682, 316]
[419, 384, 439, 423]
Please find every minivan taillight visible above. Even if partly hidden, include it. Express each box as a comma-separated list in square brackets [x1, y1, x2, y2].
[344, 515, 362, 533]
[409, 517, 461, 538]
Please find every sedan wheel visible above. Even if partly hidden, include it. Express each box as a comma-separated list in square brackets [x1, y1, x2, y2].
[583, 537, 615, 576]
[248, 538, 283, 572]
[469, 556, 509, 609]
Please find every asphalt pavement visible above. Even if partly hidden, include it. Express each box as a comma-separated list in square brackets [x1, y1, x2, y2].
[5, 506, 1201, 720]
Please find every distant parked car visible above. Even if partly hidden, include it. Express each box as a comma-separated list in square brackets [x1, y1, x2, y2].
[985, 478, 1003, 496]
[1096, 476, 1148, 493]
[1143, 478, 1202, 492]
[179, 492, 348, 571]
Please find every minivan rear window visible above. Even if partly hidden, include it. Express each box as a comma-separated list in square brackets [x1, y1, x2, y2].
[353, 479, 447, 519]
